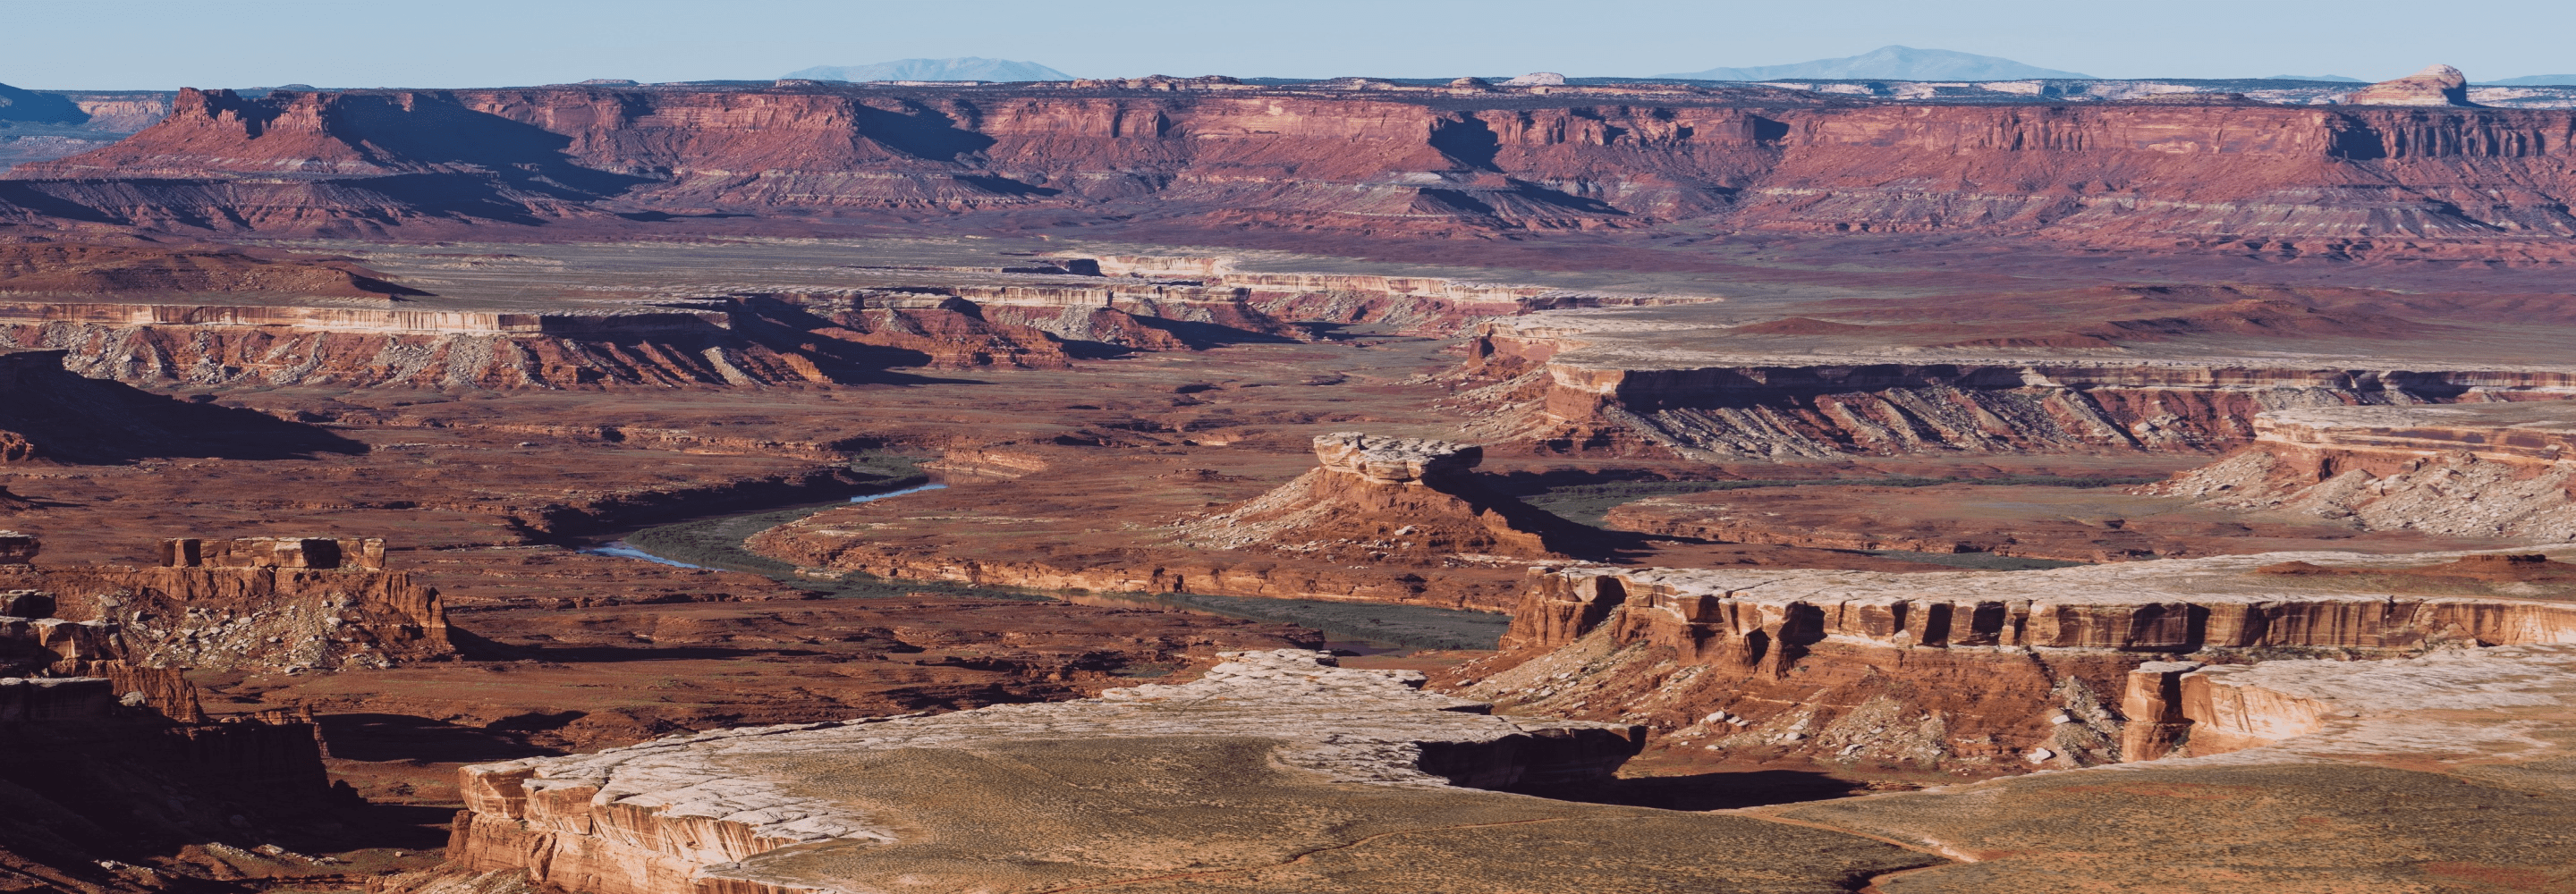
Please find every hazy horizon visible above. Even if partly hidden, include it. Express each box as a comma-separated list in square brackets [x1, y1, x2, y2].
[4, 0, 2571, 90]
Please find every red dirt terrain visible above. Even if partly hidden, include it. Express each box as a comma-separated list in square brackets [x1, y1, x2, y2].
[1, 67, 2574, 894]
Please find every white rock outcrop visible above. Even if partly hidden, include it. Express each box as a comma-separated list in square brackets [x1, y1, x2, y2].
[449, 650, 1641, 894]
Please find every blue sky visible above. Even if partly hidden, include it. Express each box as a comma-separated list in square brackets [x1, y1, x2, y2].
[10, 0, 2571, 89]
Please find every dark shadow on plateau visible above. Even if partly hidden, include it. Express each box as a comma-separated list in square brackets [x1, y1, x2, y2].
[1512, 769, 1877, 812]
[315, 713, 564, 763]
[505, 644, 829, 663]
[0, 352, 368, 463]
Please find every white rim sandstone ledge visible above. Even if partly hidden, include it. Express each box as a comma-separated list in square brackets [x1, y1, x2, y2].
[1309, 432, 1481, 485]
[1508, 547, 2576, 656]
[448, 650, 1643, 894]
[2030, 644, 2576, 771]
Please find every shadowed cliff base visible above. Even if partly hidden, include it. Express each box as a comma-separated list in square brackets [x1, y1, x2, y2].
[0, 349, 364, 462]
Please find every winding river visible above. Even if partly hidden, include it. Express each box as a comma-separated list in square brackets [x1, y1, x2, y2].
[577, 482, 1509, 651]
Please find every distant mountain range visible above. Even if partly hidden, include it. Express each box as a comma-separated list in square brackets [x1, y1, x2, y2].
[2485, 74, 2576, 86]
[1657, 46, 2092, 81]
[2264, 75, 2363, 82]
[784, 57, 1073, 83]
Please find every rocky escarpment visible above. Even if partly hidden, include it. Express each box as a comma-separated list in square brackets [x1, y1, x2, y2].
[2348, 63, 2476, 106]
[0, 533, 451, 671]
[1063, 255, 1703, 336]
[0, 285, 1290, 389]
[1174, 433, 1595, 562]
[2115, 644, 2576, 760]
[1458, 311, 2576, 458]
[6, 82, 2576, 252]
[2149, 403, 2576, 538]
[0, 531, 374, 890]
[1758, 643, 2576, 890]
[440, 649, 1807, 894]
[0, 248, 1678, 389]
[0, 658, 346, 892]
[1466, 548, 2576, 770]
[0, 676, 347, 892]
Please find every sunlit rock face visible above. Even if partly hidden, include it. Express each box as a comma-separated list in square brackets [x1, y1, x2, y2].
[2346, 63, 2474, 106]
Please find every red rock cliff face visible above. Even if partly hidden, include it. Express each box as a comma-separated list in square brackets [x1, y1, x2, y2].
[1476, 351, 2576, 458]
[1475, 556, 2576, 769]
[9, 85, 2576, 247]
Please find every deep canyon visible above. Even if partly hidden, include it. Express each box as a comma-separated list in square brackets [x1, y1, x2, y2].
[0, 63, 2571, 894]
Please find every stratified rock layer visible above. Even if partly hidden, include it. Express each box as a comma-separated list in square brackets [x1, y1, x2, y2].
[444, 649, 1928, 894]
[2346, 63, 2475, 106]
[1476, 548, 2576, 769]
[0, 533, 450, 672]
[1771, 645, 2576, 890]
[1508, 551, 2576, 658]
[1460, 307, 2576, 459]
[7, 82, 2576, 249]
[1174, 433, 1590, 561]
[2151, 403, 2576, 538]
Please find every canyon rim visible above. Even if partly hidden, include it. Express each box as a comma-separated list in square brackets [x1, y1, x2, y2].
[1, 15, 2574, 894]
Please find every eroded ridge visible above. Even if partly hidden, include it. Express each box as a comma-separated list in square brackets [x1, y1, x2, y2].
[1509, 551, 2576, 660]
[2119, 644, 2576, 762]
[1459, 306, 2576, 459]
[1767, 645, 2576, 890]
[2153, 402, 2576, 538]
[1479, 548, 2576, 770]
[449, 650, 1647, 894]
[1174, 433, 1590, 562]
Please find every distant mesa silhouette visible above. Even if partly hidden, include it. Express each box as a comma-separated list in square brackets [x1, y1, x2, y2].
[784, 57, 1073, 83]
[2483, 73, 2576, 86]
[0, 350, 365, 464]
[2264, 74, 2364, 82]
[0, 81, 87, 124]
[1658, 45, 2094, 81]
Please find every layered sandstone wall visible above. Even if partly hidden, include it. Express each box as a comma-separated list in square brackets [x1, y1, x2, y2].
[2151, 404, 2576, 538]
[0, 301, 724, 334]
[1481, 551, 2576, 769]
[2, 265, 1548, 388]
[1467, 328, 2576, 456]
[0, 292, 1092, 388]
[9, 83, 2576, 246]
[161, 536, 386, 570]
[0, 534, 452, 671]
[2109, 645, 2576, 761]
[1505, 557, 2576, 663]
